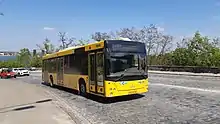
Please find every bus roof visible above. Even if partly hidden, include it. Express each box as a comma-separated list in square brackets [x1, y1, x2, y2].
[42, 40, 105, 60]
[42, 39, 144, 60]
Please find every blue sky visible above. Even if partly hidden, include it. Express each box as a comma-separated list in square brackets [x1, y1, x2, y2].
[0, 0, 220, 51]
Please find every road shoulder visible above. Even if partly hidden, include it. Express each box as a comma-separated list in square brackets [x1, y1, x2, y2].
[0, 79, 76, 124]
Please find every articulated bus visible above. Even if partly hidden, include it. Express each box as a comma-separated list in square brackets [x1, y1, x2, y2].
[42, 40, 148, 97]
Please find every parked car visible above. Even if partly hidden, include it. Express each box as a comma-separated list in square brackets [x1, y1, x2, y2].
[16, 68, 30, 76]
[11, 68, 19, 75]
[0, 69, 17, 78]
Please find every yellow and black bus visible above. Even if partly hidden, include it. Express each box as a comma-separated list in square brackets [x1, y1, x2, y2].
[42, 40, 148, 97]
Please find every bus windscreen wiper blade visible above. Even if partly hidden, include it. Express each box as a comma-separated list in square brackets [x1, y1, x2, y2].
[114, 69, 128, 82]
[114, 73, 125, 82]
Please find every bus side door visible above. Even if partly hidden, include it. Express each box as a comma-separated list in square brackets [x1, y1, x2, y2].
[88, 52, 104, 95]
[57, 57, 64, 86]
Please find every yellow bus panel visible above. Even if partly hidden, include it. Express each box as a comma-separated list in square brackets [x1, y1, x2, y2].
[85, 40, 104, 51]
[62, 74, 88, 91]
[89, 85, 96, 92]
[104, 79, 148, 97]
[97, 86, 104, 94]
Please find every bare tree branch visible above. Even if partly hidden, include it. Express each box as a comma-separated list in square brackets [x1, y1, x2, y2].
[159, 35, 173, 55]
[91, 32, 111, 41]
[58, 32, 75, 49]
[36, 38, 55, 54]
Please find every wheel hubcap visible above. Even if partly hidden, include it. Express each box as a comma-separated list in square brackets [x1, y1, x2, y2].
[81, 84, 85, 93]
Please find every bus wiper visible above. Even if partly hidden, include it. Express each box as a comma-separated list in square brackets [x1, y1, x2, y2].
[114, 69, 128, 82]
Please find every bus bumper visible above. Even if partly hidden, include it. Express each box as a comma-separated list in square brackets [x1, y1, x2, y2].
[104, 79, 148, 97]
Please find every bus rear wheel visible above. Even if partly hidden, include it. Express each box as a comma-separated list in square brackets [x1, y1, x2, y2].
[79, 80, 87, 97]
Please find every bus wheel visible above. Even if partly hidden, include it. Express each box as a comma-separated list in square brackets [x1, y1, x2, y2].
[49, 75, 54, 87]
[79, 79, 87, 97]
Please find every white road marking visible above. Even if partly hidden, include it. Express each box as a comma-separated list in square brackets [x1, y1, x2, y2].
[150, 83, 220, 93]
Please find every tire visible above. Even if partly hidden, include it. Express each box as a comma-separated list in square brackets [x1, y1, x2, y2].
[14, 75, 17, 78]
[79, 79, 87, 97]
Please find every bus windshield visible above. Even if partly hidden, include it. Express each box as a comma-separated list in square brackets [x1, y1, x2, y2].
[105, 40, 147, 80]
[107, 52, 147, 76]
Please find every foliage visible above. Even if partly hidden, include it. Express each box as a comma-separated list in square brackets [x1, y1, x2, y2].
[0, 60, 23, 68]
[0, 48, 42, 68]
[171, 32, 220, 67]
[91, 27, 220, 68]
[36, 38, 55, 54]
[1, 24, 220, 69]
[91, 24, 173, 63]
[16, 48, 32, 67]
[30, 56, 42, 67]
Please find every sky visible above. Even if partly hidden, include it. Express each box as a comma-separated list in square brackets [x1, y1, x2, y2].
[0, 0, 220, 51]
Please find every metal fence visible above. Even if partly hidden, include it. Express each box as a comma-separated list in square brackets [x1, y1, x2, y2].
[148, 65, 220, 74]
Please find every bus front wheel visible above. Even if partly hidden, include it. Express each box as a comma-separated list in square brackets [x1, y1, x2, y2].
[79, 79, 87, 97]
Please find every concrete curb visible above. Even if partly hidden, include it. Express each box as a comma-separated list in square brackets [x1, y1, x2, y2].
[148, 70, 220, 77]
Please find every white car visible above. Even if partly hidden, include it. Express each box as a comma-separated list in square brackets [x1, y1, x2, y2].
[14, 68, 30, 76]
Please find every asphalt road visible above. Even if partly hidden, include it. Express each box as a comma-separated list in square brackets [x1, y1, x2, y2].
[18, 72, 220, 124]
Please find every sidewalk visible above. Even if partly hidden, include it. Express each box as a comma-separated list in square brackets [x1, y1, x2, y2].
[0, 79, 76, 124]
[148, 70, 220, 77]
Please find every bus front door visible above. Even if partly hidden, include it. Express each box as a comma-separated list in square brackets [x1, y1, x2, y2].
[57, 57, 64, 86]
[88, 52, 104, 95]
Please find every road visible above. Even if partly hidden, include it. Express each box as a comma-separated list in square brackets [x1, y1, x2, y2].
[19, 72, 220, 124]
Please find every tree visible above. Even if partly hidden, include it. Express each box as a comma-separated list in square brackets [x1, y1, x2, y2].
[36, 38, 55, 54]
[116, 27, 139, 40]
[212, 37, 220, 48]
[30, 56, 42, 67]
[75, 39, 89, 46]
[170, 31, 220, 67]
[58, 32, 75, 49]
[115, 24, 173, 64]
[91, 32, 112, 41]
[16, 48, 32, 67]
[158, 35, 173, 55]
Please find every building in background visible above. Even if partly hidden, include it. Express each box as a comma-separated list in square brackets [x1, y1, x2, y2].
[0, 51, 18, 61]
[0, 51, 18, 56]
